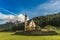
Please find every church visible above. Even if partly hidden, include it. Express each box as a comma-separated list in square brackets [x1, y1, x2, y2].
[25, 15, 36, 31]
[16, 15, 57, 35]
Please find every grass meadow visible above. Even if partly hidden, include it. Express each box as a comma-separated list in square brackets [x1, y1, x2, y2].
[0, 28, 60, 40]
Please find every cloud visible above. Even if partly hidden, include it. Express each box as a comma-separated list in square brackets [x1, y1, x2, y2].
[0, 12, 29, 24]
[0, 8, 17, 15]
[36, 0, 60, 15]
[0, 20, 8, 24]
[0, 0, 60, 24]
[24, 0, 60, 17]
[17, 14, 29, 22]
[0, 12, 16, 23]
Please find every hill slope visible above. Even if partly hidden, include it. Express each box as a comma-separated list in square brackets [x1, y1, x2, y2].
[32, 13, 60, 27]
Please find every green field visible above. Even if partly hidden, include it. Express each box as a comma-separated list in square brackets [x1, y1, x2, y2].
[0, 27, 60, 40]
[0, 31, 60, 40]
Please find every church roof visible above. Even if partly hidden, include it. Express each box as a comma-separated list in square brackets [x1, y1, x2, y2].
[29, 20, 36, 27]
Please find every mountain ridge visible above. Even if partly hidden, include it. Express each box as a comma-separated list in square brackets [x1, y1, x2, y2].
[0, 13, 60, 31]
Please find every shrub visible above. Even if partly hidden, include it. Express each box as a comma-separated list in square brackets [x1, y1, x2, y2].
[44, 25, 56, 31]
[26, 26, 32, 31]
[35, 26, 41, 31]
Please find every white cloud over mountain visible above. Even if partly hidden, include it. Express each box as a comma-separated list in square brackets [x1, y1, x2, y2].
[17, 14, 27, 22]
[0, 12, 29, 24]
[36, 0, 60, 15]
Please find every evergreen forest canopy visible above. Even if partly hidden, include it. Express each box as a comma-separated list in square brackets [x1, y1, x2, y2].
[32, 12, 60, 27]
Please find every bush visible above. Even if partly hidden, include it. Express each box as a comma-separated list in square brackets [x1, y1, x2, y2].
[26, 26, 32, 31]
[44, 25, 56, 31]
[35, 26, 41, 31]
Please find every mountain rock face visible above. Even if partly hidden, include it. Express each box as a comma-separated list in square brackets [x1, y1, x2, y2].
[13, 14, 29, 24]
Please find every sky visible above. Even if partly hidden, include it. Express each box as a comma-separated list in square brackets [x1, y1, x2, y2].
[0, 0, 60, 24]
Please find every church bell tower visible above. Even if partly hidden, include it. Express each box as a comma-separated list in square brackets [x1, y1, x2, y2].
[25, 15, 27, 31]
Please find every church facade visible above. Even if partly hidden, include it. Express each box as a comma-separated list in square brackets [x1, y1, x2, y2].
[25, 15, 36, 31]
